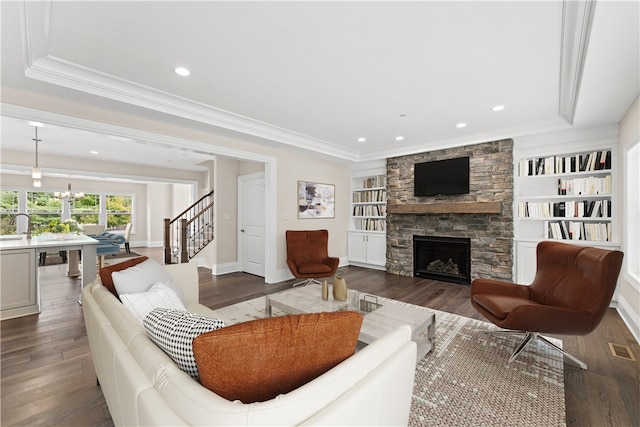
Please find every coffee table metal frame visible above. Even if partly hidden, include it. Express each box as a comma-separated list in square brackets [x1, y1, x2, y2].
[265, 285, 435, 361]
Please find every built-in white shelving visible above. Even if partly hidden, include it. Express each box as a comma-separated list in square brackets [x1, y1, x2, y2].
[348, 165, 387, 270]
[516, 149, 614, 244]
[351, 175, 387, 232]
[512, 125, 620, 285]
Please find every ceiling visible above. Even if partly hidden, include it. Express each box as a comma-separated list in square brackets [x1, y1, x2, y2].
[1, 1, 638, 176]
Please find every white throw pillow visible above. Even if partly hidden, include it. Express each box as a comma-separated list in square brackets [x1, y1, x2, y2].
[143, 308, 225, 379]
[120, 282, 187, 323]
[111, 258, 186, 305]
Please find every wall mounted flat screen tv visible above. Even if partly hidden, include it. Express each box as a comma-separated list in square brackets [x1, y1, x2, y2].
[414, 156, 470, 196]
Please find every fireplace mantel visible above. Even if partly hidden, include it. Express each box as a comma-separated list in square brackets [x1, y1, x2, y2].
[387, 201, 501, 214]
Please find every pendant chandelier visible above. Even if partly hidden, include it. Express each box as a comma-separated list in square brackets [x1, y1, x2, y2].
[32, 127, 41, 187]
[54, 178, 84, 205]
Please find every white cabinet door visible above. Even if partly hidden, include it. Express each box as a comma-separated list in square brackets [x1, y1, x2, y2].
[347, 232, 367, 264]
[348, 231, 386, 269]
[1, 248, 38, 319]
[515, 241, 537, 284]
[366, 233, 387, 266]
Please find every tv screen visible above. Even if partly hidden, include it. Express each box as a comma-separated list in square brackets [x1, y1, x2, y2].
[414, 157, 470, 196]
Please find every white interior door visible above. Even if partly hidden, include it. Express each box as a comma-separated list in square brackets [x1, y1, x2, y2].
[238, 173, 265, 277]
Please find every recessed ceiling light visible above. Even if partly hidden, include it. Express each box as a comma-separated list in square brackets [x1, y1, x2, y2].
[491, 105, 505, 112]
[174, 67, 190, 77]
[456, 123, 467, 128]
[395, 136, 404, 141]
[90, 150, 99, 155]
[358, 137, 366, 142]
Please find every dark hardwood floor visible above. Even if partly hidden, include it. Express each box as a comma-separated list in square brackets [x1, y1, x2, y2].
[1, 247, 638, 426]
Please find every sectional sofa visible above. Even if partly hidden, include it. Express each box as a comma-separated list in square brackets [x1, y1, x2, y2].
[81, 261, 418, 426]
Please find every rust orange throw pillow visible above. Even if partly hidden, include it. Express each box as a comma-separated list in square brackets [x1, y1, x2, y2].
[99, 256, 148, 297]
[193, 311, 363, 403]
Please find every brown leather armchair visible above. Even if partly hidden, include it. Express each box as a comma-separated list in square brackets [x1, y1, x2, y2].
[286, 230, 339, 287]
[471, 241, 623, 369]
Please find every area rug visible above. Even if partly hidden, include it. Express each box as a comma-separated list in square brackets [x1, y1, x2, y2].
[215, 293, 566, 427]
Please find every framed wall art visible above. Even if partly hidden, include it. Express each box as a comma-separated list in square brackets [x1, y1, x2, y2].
[297, 181, 335, 219]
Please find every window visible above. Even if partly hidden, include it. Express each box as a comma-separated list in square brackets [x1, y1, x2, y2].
[0, 188, 135, 234]
[106, 194, 132, 230]
[71, 193, 100, 225]
[0, 190, 19, 234]
[27, 191, 63, 233]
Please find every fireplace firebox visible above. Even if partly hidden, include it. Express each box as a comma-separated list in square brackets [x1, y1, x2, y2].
[413, 236, 471, 285]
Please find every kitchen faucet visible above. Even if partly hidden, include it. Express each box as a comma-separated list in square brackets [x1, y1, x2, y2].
[10, 213, 32, 239]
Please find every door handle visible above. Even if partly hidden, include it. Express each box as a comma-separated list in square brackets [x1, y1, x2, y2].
[241, 229, 245, 232]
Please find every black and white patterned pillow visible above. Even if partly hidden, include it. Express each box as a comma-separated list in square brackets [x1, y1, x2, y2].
[143, 308, 225, 379]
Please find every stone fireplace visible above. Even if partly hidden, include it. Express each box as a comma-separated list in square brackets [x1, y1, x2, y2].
[386, 139, 514, 282]
[413, 235, 471, 285]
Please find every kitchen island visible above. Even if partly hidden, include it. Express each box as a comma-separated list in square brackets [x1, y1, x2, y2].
[0, 234, 99, 320]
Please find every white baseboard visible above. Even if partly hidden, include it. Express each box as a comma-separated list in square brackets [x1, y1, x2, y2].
[212, 262, 238, 276]
[274, 268, 294, 284]
[348, 261, 386, 271]
[616, 295, 640, 345]
[189, 257, 208, 268]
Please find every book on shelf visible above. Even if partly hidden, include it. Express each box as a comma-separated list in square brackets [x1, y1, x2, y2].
[556, 176, 611, 196]
[352, 189, 385, 203]
[362, 175, 386, 189]
[359, 218, 386, 231]
[520, 199, 611, 219]
[544, 220, 610, 242]
[519, 150, 612, 176]
[352, 204, 386, 217]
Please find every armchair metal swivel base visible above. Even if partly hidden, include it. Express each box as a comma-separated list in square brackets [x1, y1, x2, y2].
[293, 278, 321, 287]
[482, 329, 587, 369]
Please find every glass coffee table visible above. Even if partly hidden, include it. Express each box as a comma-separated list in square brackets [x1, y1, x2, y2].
[265, 285, 435, 361]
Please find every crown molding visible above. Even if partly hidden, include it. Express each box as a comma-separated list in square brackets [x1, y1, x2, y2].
[19, 3, 360, 163]
[558, 0, 596, 125]
[512, 123, 619, 156]
[358, 118, 573, 162]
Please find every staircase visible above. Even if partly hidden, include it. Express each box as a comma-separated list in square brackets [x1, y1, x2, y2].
[164, 191, 214, 264]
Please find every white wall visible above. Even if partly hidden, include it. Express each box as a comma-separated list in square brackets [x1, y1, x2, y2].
[145, 183, 172, 247]
[214, 157, 239, 266]
[617, 95, 640, 342]
[172, 183, 194, 218]
[276, 151, 350, 279]
[238, 160, 264, 176]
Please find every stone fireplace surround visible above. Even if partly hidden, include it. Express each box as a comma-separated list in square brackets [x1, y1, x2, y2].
[385, 139, 514, 282]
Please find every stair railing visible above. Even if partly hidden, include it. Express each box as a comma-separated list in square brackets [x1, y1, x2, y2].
[164, 190, 214, 264]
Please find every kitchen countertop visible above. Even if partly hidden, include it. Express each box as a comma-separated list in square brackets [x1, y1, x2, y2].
[0, 234, 100, 250]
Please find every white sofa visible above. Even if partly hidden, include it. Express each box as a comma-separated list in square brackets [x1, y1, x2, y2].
[82, 262, 418, 426]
